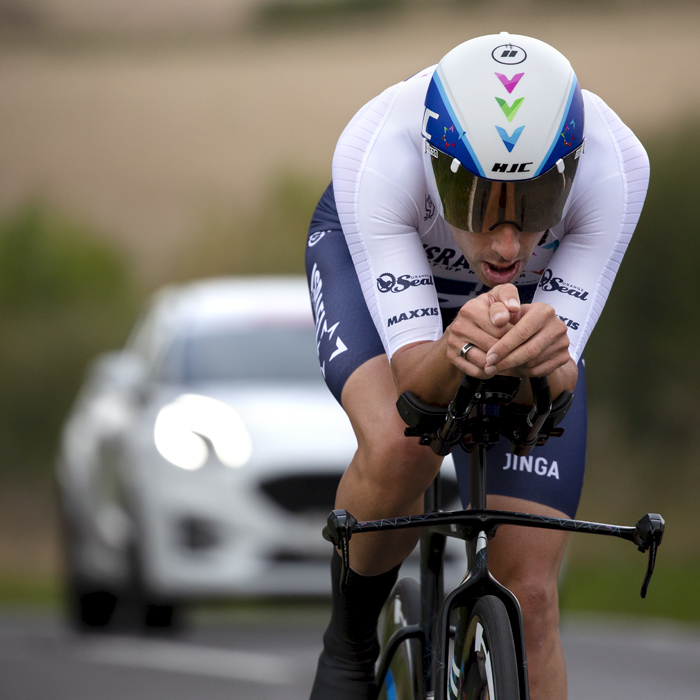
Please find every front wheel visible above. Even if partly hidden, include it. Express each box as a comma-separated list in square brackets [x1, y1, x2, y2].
[376, 577, 423, 700]
[452, 595, 520, 700]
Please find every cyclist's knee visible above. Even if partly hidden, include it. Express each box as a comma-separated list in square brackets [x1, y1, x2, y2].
[509, 577, 560, 644]
[354, 432, 440, 499]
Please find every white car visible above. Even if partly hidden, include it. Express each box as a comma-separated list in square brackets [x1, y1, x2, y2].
[57, 276, 463, 629]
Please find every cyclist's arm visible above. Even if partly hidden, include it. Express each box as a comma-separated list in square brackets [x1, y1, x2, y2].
[391, 285, 578, 406]
[527, 91, 650, 364]
[393, 92, 649, 406]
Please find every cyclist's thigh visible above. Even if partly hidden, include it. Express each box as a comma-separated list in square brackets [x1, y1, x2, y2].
[453, 358, 587, 519]
[305, 184, 440, 479]
[305, 182, 385, 407]
[486, 495, 569, 587]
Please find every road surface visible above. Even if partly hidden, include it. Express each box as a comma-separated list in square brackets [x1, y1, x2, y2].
[0, 609, 698, 699]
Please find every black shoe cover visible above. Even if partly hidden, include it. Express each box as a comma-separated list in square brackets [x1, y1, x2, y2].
[309, 550, 400, 700]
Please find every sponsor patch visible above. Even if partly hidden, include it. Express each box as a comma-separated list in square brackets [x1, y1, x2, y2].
[310, 263, 348, 377]
[307, 230, 329, 247]
[376, 273, 434, 294]
[502, 453, 560, 479]
[491, 44, 527, 66]
[557, 315, 579, 331]
[538, 269, 589, 301]
[387, 307, 439, 327]
[423, 245, 471, 271]
[424, 194, 436, 221]
[492, 162, 532, 174]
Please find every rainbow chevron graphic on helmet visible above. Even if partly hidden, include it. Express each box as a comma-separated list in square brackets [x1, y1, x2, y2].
[495, 97, 525, 122]
[495, 125, 525, 152]
[494, 72, 524, 94]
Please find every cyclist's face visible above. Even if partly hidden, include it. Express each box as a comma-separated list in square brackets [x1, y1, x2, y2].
[449, 222, 543, 288]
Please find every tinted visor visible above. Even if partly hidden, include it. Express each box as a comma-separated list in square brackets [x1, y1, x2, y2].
[430, 144, 582, 233]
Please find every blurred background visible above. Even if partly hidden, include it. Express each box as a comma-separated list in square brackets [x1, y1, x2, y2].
[0, 0, 699, 650]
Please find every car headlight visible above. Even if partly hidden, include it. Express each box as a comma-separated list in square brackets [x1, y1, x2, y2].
[154, 394, 252, 470]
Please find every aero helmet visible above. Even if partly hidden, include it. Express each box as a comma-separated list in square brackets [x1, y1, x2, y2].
[423, 32, 585, 233]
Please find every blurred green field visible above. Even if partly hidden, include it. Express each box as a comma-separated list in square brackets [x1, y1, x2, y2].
[1, 557, 698, 625]
[561, 561, 700, 622]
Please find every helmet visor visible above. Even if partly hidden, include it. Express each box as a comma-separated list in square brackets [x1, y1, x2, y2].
[430, 144, 583, 233]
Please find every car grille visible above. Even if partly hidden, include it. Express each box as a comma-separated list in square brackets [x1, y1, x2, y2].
[259, 474, 341, 515]
[259, 473, 461, 515]
[269, 550, 334, 563]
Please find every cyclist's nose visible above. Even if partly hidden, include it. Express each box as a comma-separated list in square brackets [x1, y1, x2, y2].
[491, 224, 520, 261]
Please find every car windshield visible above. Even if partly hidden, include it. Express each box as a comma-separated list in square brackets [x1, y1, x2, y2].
[157, 325, 323, 384]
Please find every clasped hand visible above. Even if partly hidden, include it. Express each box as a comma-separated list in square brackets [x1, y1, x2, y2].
[447, 284, 571, 380]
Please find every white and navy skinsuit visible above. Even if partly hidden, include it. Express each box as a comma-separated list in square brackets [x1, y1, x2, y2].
[305, 66, 649, 517]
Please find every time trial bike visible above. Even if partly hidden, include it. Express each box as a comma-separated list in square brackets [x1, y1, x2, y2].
[324, 374, 664, 700]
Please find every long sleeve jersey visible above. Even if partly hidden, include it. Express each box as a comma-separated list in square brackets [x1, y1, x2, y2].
[331, 67, 650, 363]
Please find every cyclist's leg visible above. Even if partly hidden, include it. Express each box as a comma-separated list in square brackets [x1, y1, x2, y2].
[339, 354, 443, 574]
[452, 360, 587, 700]
[306, 184, 442, 700]
[486, 497, 569, 700]
[310, 355, 443, 699]
[306, 182, 443, 572]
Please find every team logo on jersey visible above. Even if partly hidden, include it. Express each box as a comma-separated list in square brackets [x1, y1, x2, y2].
[423, 245, 471, 271]
[491, 44, 527, 65]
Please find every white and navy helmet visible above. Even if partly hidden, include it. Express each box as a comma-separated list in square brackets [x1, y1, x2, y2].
[423, 32, 585, 233]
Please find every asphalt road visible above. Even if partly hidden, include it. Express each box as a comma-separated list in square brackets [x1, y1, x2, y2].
[0, 608, 698, 700]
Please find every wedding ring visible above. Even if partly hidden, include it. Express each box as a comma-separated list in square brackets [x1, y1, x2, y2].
[460, 343, 476, 360]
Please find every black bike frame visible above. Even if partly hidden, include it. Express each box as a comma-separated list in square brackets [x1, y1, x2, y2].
[324, 377, 664, 700]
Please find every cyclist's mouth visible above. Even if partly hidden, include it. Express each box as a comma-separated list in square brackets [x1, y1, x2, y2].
[482, 260, 521, 286]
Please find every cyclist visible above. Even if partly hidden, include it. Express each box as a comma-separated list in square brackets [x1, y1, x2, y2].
[305, 32, 648, 700]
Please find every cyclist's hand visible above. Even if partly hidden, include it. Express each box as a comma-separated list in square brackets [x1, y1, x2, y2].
[482, 302, 571, 377]
[447, 284, 521, 378]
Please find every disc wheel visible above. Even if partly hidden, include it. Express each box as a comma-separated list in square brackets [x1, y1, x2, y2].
[452, 595, 520, 700]
[377, 578, 423, 700]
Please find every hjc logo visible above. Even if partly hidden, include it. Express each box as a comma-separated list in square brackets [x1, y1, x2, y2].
[492, 162, 532, 173]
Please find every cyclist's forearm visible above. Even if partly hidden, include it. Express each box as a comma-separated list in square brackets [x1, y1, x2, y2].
[513, 357, 578, 404]
[391, 336, 464, 406]
[392, 340, 578, 408]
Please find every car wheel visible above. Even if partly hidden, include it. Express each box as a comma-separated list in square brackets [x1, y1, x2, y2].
[112, 544, 183, 632]
[56, 486, 119, 630]
[65, 574, 119, 629]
